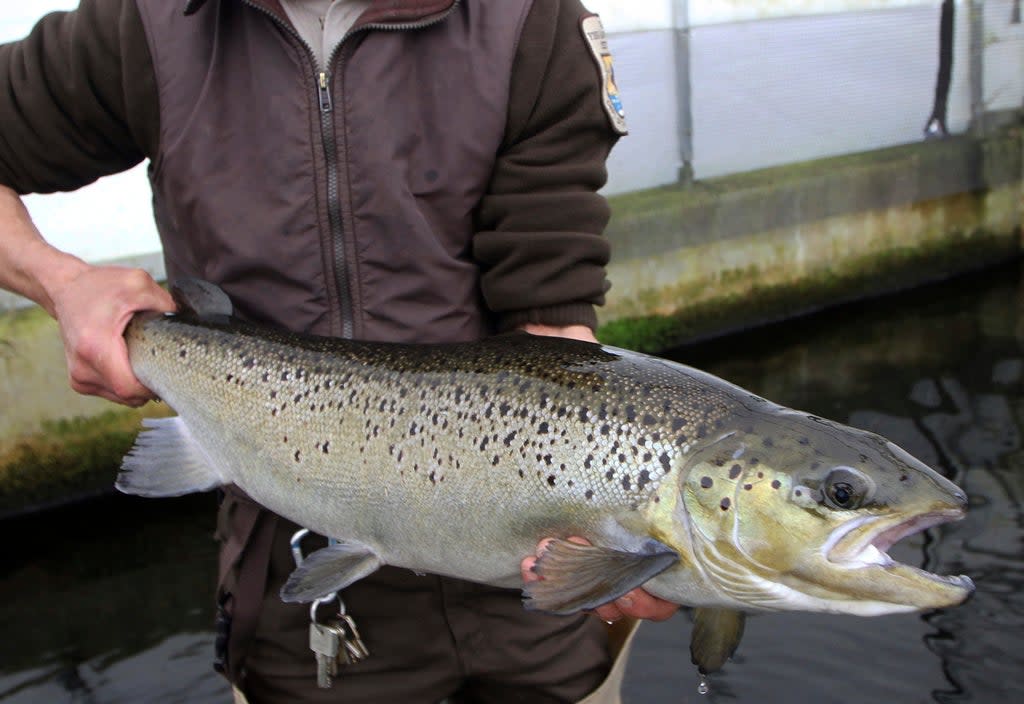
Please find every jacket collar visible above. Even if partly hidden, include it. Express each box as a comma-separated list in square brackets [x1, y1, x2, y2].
[184, 0, 457, 23]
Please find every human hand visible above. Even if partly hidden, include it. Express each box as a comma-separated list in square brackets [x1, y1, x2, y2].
[517, 323, 598, 344]
[521, 537, 679, 623]
[50, 265, 176, 406]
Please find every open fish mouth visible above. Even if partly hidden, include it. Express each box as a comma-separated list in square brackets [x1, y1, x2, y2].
[823, 509, 975, 603]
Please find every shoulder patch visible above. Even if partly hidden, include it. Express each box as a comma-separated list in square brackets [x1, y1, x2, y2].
[581, 15, 627, 136]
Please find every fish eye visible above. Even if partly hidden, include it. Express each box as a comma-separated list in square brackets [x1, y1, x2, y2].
[823, 467, 872, 510]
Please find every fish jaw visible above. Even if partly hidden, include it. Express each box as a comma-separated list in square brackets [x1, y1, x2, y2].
[808, 507, 975, 613]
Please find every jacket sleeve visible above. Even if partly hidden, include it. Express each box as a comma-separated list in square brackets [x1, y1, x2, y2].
[0, 0, 159, 194]
[473, 0, 620, 332]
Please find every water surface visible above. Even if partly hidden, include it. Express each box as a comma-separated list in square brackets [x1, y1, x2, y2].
[2, 263, 1023, 703]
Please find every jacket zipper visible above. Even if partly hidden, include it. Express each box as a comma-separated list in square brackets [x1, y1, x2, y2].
[239, 1, 460, 339]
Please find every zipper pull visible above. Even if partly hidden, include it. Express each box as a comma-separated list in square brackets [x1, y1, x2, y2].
[317, 72, 333, 112]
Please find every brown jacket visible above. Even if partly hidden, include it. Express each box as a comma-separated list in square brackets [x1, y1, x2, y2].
[0, 0, 619, 343]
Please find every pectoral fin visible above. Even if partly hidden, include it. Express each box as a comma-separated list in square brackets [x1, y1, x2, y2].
[523, 538, 679, 615]
[280, 542, 383, 603]
[690, 607, 746, 674]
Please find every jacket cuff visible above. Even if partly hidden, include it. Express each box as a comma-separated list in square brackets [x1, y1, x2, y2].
[496, 303, 598, 333]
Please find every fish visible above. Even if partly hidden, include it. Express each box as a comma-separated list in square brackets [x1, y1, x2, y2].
[117, 280, 974, 675]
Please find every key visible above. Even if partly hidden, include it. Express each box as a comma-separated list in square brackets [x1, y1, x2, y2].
[337, 613, 370, 664]
[309, 622, 341, 688]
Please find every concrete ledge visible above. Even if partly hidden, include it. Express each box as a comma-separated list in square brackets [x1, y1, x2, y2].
[598, 125, 1024, 350]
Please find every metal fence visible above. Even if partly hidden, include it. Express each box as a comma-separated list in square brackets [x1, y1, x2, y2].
[601, 0, 1024, 194]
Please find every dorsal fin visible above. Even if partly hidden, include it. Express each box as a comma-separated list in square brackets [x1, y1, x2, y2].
[170, 279, 234, 321]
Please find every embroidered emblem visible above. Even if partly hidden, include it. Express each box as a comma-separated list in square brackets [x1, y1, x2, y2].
[581, 15, 627, 135]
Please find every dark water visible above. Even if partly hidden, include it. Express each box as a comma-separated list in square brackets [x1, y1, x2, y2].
[3, 263, 1023, 703]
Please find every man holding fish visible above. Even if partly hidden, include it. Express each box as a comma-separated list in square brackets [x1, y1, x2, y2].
[0, 0, 673, 701]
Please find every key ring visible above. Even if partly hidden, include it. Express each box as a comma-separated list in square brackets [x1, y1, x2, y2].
[290, 528, 350, 619]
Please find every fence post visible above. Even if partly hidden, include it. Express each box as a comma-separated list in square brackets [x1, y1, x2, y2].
[673, 0, 694, 184]
[968, 0, 986, 135]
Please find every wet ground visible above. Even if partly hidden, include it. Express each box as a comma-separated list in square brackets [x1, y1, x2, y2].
[3, 262, 1023, 703]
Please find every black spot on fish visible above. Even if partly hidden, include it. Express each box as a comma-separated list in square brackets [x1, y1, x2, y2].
[585, 489, 594, 500]
[226, 374, 233, 382]
[671, 418, 686, 432]
[696, 424, 708, 439]
[547, 475, 556, 487]
[262, 372, 269, 382]
[637, 470, 651, 489]
[543, 454, 553, 466]
[643, 452, 652, 462]
[538, 422, 550, 434]
[243, 357, 255, 369]
[659, 453, 671, 473]
[762, 437, 774, 448]
[480, 437, 489, 451]
[621, 475, 631, 490]
[720, 497, 731, 511]
[605, 470, 614, 481]
[642, 414, 657, 427]
[700, 476, 713, 489]
[795, 489, 803, 497]
[729, 464, 742, 479]
[270, 390, 278, 399]
[503, 430, 517, 447]
[750, 458, 760, 466]
[492, 455, 500, 466]
[578, 407, 589, 422]
[900, 473, 909, 482]
[744, 484, 752, 491]
[799, 437, 810, 446]
[294, 450, 301, 462]
[625, 405, 636, 422]
[179, 349, 187, 358]
[322, 442, 330, 454]
[429, 471, 437, 484]
[772, 479, 781, 489]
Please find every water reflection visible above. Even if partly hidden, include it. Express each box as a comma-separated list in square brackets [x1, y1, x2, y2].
[2, 264, 1023, 702]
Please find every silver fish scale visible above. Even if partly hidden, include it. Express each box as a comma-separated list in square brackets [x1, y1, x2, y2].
[126, 316, 747, 584]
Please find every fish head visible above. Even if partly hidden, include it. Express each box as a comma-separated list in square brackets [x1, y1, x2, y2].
[663, 408, 974, 615]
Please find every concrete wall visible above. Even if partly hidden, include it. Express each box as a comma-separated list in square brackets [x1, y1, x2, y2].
[598, 126, 1024, 349]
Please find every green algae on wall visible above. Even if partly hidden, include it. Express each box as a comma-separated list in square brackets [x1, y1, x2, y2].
[0, 405, 171, 519]
[597, 229, 1018, 352]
